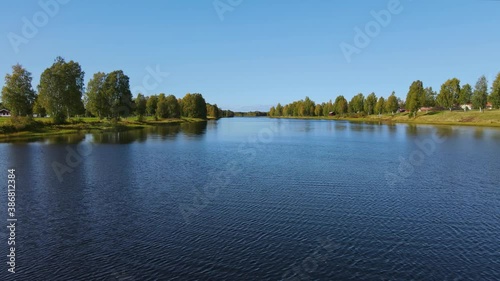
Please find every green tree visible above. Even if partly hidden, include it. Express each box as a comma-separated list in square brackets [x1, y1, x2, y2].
[134, 94, 147, 117]
[405, 80, 425, 117]
[1, 64, 36, 116]
[269, 106, 276, 117]
[156, 94, 168, 118]
[84, 72, 108, 118]
[385, 92, 398, 114]
[472, 75, 489, 112]
[364, 92, 377, 115]
[374, 97, 385, 115]
[458, 83, 473, 110]
[275, 103, 283, 116]
[33, 95, 46, 117]
[490, 73, 500, 109]
[182, 93, 207, 119]
[38, 57, 85, 123]
[146, 95, 158, 116]
[334, 95, 348, 115]
[165, 94, 181, 118]
[424, 87, 436, 107]
[103, 70, 134, 120]
[349, 93, 364, 113]
[437, 78, 460, 111]
[314, 104, 322, 117]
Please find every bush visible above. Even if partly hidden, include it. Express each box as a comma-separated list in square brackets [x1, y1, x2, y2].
[0, 116, 43, 133]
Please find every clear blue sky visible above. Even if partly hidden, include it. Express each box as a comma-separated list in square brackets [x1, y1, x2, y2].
[0, 0, 499, 111]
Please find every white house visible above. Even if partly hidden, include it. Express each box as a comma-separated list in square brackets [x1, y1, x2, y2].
[460, 104, 473, 111]
[0, 109, 11, 117]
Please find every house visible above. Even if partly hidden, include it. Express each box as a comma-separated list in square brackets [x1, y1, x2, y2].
[328, 112, 335, 116]
[0, 109, 10, 117]
[486, 102, 493, 110]
[419, 107, 433, 112]
[460, 103, 473, 111]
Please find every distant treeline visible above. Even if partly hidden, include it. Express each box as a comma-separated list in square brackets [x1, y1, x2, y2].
[269, 74, 500, 118]
[0, 57, 231, 124]
[233, 111, 268, 117]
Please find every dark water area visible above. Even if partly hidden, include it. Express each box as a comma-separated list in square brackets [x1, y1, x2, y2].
[0, 118, 499, 280]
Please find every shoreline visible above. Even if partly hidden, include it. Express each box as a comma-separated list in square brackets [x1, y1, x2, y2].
[269, 110, 500, 128]
[0, 117, 211, 142]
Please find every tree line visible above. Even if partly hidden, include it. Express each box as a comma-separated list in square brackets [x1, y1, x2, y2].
[269, 74, 500, 117]
[1, 57, 228, 123]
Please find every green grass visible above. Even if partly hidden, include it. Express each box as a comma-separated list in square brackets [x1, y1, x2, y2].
[272, 110, 500, 127]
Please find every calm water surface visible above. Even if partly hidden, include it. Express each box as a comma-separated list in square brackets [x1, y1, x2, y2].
[1, 118, 499, 280]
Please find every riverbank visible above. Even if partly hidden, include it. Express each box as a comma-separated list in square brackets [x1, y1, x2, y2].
[0, 116, 209, 141]
[271, 110, 500, 127]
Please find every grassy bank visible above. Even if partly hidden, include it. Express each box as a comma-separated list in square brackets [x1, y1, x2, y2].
[0, 116, 208, 141]
[271, 110, 500, 127]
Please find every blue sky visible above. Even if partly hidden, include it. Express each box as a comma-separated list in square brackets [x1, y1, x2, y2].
[0, 0, 499, 111]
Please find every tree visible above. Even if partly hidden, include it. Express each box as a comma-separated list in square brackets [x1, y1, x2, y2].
[458, 83, 473, 110]
[134, 94, 147, 117]
[103, 70, 134, 119]
[146, 95, 158, 116]
[364, 92, 377, 115]
[385, 92, 398, 114]
[182, 93, 207, 119]
[471, 76, 488, 112]
[424, 87, 436, 107]
[405, 80, 425, 117]
[334, 95, 348, 115]
[275, 103, 283, 116]
[490, 73, 500, 109]
[156, 94, 168, 118]
[33, 95, 46, 117]
[437, 78, 460, 111]
[375, 97, 385, 115]
[84, 72, 108, 118]
[349, 93, 364, 113]
[37, 57, 85, 123]
[314, 104, 323, 117]
[269, 106, 276, 117]
[165, 94, 181, 118]
[1, 64, 36, 117]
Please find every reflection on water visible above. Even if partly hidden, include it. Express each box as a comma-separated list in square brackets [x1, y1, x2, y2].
[1, 121, 209, 144]
[0, 118, 500, 280]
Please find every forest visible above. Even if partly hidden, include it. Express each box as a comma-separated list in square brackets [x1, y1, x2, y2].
[269, 74, 500, 118]
[0, 57, 234, 124]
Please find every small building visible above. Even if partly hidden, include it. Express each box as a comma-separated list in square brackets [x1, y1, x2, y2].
[486, 102, 493, 110]
[328, 112, 335, 116]
[0, 109, 11, 117]
[460, 103, 473, 111]
[419, 107, 433, 113]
